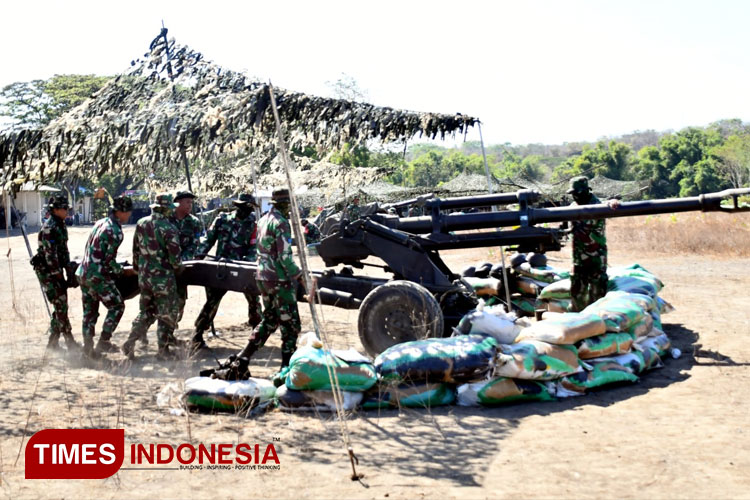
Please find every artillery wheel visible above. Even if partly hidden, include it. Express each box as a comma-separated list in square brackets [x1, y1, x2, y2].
[357, 280, 444, 357]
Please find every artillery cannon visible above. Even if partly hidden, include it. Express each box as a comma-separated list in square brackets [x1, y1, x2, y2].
[121, 188, 750, 356]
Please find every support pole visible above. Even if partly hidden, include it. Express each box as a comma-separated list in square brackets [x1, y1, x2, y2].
[11, 195, 51, 317]
[478, 121, 513, 311]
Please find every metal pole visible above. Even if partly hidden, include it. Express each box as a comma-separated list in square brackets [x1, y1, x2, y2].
[11, 195, 52, 317]
[477, 121, 513, 312]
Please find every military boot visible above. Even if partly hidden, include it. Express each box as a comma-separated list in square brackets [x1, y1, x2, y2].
[63, 333, 81, 352]
[82, 337, 101, 360]
[190, 331, 209, 354]
[95, 338, 119, 354]
[156, 345, 178, 361]
[121, 340, 136, 361]
[46, 334, 62, 351]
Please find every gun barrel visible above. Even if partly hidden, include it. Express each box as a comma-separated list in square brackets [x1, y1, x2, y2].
[389, 189, 750, 233]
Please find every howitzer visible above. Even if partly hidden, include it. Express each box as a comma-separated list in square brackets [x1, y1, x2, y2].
[119, 188, 750, 356]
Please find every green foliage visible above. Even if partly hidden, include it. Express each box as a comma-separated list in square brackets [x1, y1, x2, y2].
[329, 143, 371, 167]
[711, 133, 750, 188]
[0, 74, 110, 130]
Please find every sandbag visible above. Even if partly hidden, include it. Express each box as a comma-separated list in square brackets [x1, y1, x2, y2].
[656, 296, 675, 315]
[607, 275, 660, 298]
[605, 291, 657, 312]
[495, 340, 581, 380]
[634, 333, 671, 356]
[589, 351, 646, 374]
[576, 332, 634, 359]
[514, 262, 569, 284]
[455, 301, 521, 344]
[512, 296, 538, 316]
[537, 279, 571, 300]
[184, 376, 276, 412]
[275, 385, 362, 412]
[515, 313, 606, 345]
[640, 345, 665, 371]
[457, 377, 554, 406]
[361, 382, 455, 409]
[514, 276, 548, 296]
[583, 296, 647, 332]
[555, 362, 639, 395]
[463, 276, 503, 296]
[285, 346, 377, 392]
[375, 334, 498, 384]
[628, 314, 654, 338]
[545, 298, 572, 313]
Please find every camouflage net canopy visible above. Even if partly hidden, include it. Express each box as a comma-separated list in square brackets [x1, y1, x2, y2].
[0, 29, 477, 191]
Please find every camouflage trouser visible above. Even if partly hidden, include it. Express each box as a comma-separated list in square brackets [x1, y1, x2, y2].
[245, 280, 300, 361]
[80, 280, 124, 342]
[126, 281, 179, 348]
[37, 271, 72, 341]
[570, 265, 608, 312]
[194, 287, 263, 334]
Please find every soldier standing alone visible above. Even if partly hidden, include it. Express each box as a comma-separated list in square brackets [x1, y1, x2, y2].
[121, 194, 182, 360]
[236, 188, 307, 369]
[191, 193, 262, 351]
[345, 196, 361, 221]
[76, 196, 135, 357]
[567, 176, 618, 311]
[32, 195, 79, 351]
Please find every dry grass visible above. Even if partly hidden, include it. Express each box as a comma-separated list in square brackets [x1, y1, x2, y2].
[606, 212, 750, 257]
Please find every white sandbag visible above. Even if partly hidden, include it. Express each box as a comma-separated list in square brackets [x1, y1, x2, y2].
[495, 340, 582, 380]
[184, 377, 277, 412]
[515, 313, 607, 345]
[458, 300, 522, 344]
[275, 385, 362, 412]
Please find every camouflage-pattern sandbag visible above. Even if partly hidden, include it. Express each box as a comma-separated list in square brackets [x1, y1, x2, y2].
[495, 340, 582, 380]
[463, 277, 503, 297]
[545, 298, 572, 313]
[456, 378, 554, 406]
[634, 332, 671, 357]
[607, 275, 661, 298]
[285, 346, 377, 392]
[537, 279, 571, 300]
[361, 382, 455, 409]
[588, 351, 646, 374]
[513, 276, 548, 296]
[374, 334, 498, 384]
[640, 345, 665, 371]
[656, 296, 675, 315]
[650, 308, 663, 330]
[514, 262, 569, 284]
[605, 291, 657, 312]
[514, 313, 606, 345]
[628, 314, 654, 338]
[554, 362, 639, 395]
[576, 332, 634, 359]
[512, 296, 538, 316]
[184, 376, 276, 412]
[275, 385, 362, 412]
[583, 296, 647, 332]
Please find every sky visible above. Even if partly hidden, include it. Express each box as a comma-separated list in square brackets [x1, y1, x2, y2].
[2, 0, 749, 146]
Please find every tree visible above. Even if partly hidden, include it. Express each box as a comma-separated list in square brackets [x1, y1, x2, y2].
[325, 73, 368, 102]
[711, 134, 750, 188]
[0, 74, 110, 130]
[329, 142, 371, 167]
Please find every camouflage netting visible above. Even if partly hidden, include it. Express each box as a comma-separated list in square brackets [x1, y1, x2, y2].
[531, 176, 650, 202]
[0, 28, 477, 191]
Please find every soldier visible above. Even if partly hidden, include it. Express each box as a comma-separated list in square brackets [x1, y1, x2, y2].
[236, 188, 307, 369]
[32, 195, 79, 351]
[407, 204, 423, 217]
[345, 196, 361, 220]
[76, 196, 135, 357]
[301, 219, 321, 244]
[170, 190, 203, 323]
[121, 194, 182, 360]
[567, 176, 619, 311]
[191, 193, 262, 351]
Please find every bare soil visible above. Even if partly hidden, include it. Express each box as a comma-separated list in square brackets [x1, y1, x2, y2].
[0, 221, 749, 499]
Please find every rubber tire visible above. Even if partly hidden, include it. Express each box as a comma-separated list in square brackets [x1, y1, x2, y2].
[357, 280, 444, 357]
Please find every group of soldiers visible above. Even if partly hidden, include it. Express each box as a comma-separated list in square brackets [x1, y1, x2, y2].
[34, 188, 307, 370]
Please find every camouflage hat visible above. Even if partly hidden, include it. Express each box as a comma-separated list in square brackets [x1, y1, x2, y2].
[111, 195, 133, 213]
[271, 188, 290, 204]
[232, 193, 257, 206]
[174, 190, 196, 202]
[47, 195, 70, 210]
[567, 176, 591, 194]
[150, 192, 177, 210]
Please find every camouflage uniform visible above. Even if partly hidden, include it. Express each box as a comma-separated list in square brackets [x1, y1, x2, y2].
[302, 220, 321, 243]
[76, 208, 127, 352]
[238, 189, 302, 367]
[33, 196, 76, 349]
[568, 177, 609, 311]
[122, 194, 182, 358]
[407, 205, 423, 217]
[170, 193, 203, 322]
[345, 201, 361, 220]
[193, 194, 262, 344]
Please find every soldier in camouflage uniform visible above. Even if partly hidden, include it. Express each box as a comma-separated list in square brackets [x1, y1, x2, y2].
[191, 193, 262, 350]
[76, 196, 134, 357]
[170, 190, 203, 322]
[121, 194, 183, 360]
[32, 195, 79, 351]
[236, 188, 305, 369]
[345, 196, 361, 220]
[568, 176, 619, 311]
[301, 219, 321, 244]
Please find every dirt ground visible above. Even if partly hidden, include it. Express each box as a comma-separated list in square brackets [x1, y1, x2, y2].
[0, 221, 749, 499]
